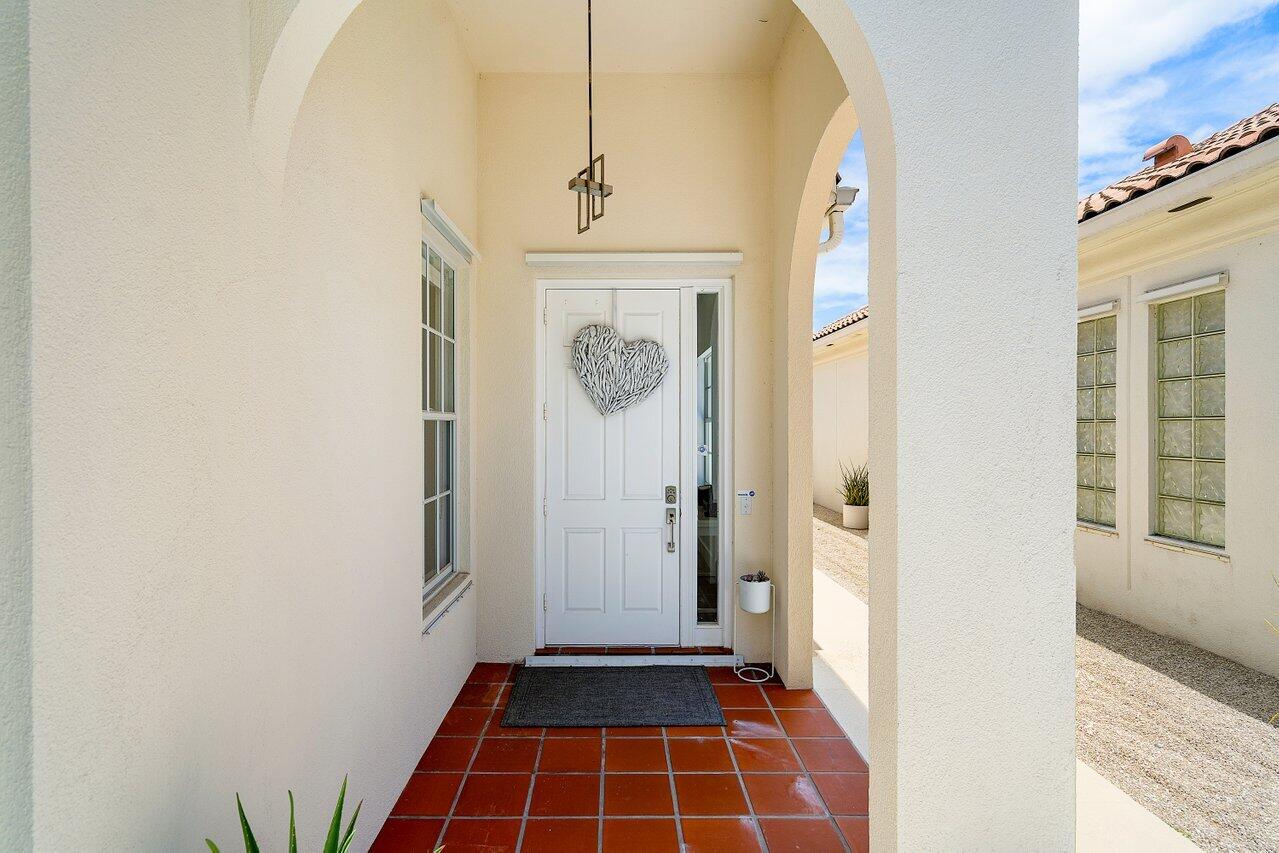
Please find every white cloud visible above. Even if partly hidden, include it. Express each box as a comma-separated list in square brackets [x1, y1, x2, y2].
[1078, 0, 1279, 193]
[1080, 0, 1274, 91]
[1079, 77, 1168, 158]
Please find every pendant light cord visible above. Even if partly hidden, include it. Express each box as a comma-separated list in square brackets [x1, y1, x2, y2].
[587, 0, 594, 167]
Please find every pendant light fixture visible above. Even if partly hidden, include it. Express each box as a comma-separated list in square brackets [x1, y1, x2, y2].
[568, 0, 612, 233]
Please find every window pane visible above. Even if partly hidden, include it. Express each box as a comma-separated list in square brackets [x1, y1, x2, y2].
[696, 292, 721, 624]
[1077, 487, 1095, 522]
[429, 332, 442, 412]
[1096, 455, 1116, 490]
[424, 420, 438, 499]
[1077, 320, 1095, 354]
[423, 500, 438, 586]
[1157, 497, 1194, 540]
[1096, 315, 1117, 351]
[1158, 298, 1192, 340]
[1096, 386, 1116, 420]
[1076, 422, 1094, 453]
[1194, 333, 1224, 376]
[1159, 420, 1193, 458]
[1195, 461, 1225, 503]
[1076, 454, 1095, 487]
[1096, 421, 1116, 455]
[1194, 290, 1224, 334]
[428, 250, 442, 332]
[1195, 377, 1225, 417]
[1077, 389, 1094, 421]
[1095, 490, 1116, 526]
[1195, 502, 1225, 547]
[1096, 350, 1117, 385]
[1195, 419, 1225, 460]
[421, 328, 430, 410]
[1157, 379, 1192, 418]
[437, 494, 451, 573]
[1076, 354, 1095, 388]
[444, 264, 456, 338]
[427, 269, 437, 329]
[1158, 459, 1193, 499]
[439, 420, 453, 495]
[1157, 339, 1192, 379]
[443, 340, 455, 414]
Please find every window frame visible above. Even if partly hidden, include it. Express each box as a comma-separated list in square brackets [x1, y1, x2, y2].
[1150, 287, 1226, 548]
[1076, 311, 1118, 528]
[421, 236, 462, 603]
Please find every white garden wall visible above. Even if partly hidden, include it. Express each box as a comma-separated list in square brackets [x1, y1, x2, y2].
[813, 330, 870, 512]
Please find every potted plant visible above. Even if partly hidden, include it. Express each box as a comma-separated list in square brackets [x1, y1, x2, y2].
[206, 777, 361, 853]
[738, 570, 772, 614]
[839, 462, 869, 529]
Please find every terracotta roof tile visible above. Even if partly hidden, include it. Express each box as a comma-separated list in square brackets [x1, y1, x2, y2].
[1078, 103, 1279, 222]
[812, 305, 868, 342]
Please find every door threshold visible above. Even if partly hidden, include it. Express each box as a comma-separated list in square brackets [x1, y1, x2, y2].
[524, 654, 741, 668]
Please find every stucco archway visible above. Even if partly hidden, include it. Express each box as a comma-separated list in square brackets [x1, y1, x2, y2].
[252, 1, 1078, 848]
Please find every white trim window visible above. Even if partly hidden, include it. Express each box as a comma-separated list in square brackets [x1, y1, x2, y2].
[1153, 290, 1225, 547]
[422, 241, 458, 598]
[1077, 314, 1117, 527]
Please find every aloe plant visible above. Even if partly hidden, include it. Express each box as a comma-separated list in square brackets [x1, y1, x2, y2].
[839, 462, 869, 507]
[206, 777, 361, 853]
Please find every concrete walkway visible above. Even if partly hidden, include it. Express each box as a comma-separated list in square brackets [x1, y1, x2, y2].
[811, 530, 1199, 851]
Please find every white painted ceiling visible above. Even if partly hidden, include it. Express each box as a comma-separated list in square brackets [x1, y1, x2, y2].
[442, 0, 798, 74]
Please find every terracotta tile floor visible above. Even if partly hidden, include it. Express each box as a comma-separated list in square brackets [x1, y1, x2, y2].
[372, 663, 869, 852]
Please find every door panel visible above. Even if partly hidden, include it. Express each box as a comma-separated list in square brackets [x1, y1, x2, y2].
[545, 288, 681, 646]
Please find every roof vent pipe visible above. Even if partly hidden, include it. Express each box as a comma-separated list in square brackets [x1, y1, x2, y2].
[1143, 135, 1192, 168]
[818, 176, 859, 254]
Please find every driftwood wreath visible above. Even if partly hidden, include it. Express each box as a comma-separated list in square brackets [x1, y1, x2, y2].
[571, 324, 669, 416]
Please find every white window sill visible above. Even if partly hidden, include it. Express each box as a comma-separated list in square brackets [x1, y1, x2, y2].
[1076, 522, 1119, 538]
[422, 572, 473, 635]
[1144, 536, 1230, 563]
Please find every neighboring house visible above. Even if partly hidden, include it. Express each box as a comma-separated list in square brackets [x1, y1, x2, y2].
[813, 103, 1279, 680]
[3, 1, 1080, 849]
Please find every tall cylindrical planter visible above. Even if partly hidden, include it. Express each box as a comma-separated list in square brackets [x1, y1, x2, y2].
[843, 504, 869, 529]
[738, 579, 772, 614]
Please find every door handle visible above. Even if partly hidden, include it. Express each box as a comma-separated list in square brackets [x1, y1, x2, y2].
[665, 508, 677, 553]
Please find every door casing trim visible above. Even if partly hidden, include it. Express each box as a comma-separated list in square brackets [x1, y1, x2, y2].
[534, 278, 735, 650]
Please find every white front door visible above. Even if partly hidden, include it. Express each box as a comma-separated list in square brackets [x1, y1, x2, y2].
[544, 288, 681, 646]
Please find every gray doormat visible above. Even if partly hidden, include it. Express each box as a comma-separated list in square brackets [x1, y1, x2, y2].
[501, 666, 725, 728]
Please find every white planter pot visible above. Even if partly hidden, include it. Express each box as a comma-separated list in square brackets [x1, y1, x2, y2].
[738, 579, 772, 614]
[843, 504, 869, 529]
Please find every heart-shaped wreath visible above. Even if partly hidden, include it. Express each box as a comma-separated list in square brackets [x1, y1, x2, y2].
[571, 324, 669, 416]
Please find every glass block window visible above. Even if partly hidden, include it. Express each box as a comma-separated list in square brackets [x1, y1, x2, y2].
[423, 242, 458, 596]
[1077, 314, 1117, 526]
[1154, 290, 1225, 547]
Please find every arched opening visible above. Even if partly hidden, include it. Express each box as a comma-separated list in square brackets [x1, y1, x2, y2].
[246, 1, 1076, 848]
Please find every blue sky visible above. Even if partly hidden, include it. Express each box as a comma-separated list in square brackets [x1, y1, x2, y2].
[813, 0, 1279, 331]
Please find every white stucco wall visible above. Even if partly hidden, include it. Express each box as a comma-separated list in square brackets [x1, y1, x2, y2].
[1077, 230, 1279, 680]
[812, 331, 869, 512]
[793, 0, 1079, 847]
[27, 1, 477, 848]
[1, 0, 33, 848]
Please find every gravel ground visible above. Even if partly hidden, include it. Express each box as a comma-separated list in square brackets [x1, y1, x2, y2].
[812, 503, 868, 599]
[811, 505, 1279, 852]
